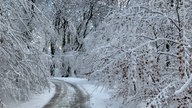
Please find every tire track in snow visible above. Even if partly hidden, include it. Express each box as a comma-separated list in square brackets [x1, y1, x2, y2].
[43, 79, 90, 108]
[65, 82, 90, 108]
[42, 80, 66, 108]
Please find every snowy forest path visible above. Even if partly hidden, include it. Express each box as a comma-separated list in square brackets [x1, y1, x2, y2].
[43, 79, 90, 108]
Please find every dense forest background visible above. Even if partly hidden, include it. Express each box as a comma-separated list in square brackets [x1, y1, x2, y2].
[0, 0, 192, 107]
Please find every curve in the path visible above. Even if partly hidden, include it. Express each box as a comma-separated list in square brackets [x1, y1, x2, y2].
[43, 79, 90, 108]
[65, 82, 90, 108]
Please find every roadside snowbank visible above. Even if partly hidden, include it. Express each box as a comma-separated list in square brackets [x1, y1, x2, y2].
[6, 81, 55, 108]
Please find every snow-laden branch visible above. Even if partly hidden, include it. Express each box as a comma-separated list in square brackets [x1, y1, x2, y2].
[175, 74, 192, 95]
[95, 59, 116, 73]
[156, 51, 178, 57]
[137, 35, 155, 40]
[140, 6, 164, 16]
[168, 17, 181, 31]
[88, 44, 113, 54]
[139, 6, 182, 32]
[148, 82, 176, 108]
[131, 38, 180, 51]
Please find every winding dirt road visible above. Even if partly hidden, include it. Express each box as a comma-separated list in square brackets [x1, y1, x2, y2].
[43, 79, 90, 108]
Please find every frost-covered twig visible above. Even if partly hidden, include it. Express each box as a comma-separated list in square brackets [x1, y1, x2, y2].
[175, 74, 192, 95]
[156, 51, 178, 57]
[147, 82, 176, 108]
[131, 38, 180, 51]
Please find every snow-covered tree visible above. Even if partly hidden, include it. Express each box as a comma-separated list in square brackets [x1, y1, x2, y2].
[82, 0, 192, 107]
[0, 0, 54, 106]
[47, 0, 117, 77]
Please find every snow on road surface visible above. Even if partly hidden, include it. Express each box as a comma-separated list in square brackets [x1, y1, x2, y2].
[56, 77, 122, 108]
[43, 79, 90, 108]
[6, 77, 122, 108]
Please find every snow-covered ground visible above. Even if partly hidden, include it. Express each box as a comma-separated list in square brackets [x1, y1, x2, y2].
[6, 81, 55, 108]
[55, 77, 122, 108]
[6, 77, 121, 108]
